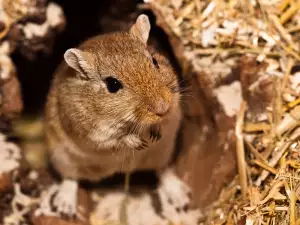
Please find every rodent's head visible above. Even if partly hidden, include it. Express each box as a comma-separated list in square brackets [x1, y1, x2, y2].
[63, 14, 180, 131]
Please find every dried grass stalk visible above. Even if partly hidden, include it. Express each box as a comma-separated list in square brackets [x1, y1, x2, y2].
[236, 100, 248, 200]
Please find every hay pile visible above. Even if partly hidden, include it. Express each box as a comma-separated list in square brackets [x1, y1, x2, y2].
[145, 0, 300, 224]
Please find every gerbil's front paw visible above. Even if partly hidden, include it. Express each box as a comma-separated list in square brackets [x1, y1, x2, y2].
[135, 138, 148, 151]
[53, 179, 78, 218]
[149, 125, 162, 142]
[123, 135, 148, 151]
[158, 169, 192, 212]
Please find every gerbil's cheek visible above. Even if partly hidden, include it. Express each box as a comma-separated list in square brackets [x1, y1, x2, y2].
[144, 49, 152, 59]
[166, 93, 180, 115]
[173, 92, 181, 107]
[90, 82, 105, 92]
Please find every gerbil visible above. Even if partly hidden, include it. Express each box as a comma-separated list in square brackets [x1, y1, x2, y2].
[44, 14, 190, 217]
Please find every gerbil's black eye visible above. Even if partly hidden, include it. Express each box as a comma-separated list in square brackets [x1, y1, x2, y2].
[105, 77, 123, 93]
[151, 56, 159, 69]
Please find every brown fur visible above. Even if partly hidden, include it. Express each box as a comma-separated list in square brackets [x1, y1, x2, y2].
[44, 16, 182, 182]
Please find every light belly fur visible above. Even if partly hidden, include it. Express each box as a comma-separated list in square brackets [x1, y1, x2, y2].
[49, 107, 181, 182]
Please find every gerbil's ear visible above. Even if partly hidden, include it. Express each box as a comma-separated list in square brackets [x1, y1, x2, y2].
[130, 14, 151, 44]
[64, 48, 93, 78]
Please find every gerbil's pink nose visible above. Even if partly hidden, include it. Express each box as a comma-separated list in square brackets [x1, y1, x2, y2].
[148, 98, 171, 117]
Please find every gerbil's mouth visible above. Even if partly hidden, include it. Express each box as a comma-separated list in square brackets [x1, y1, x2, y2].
[143, 96, 178, 123]
[139, 112, 169, 133]
[133, 94, 179, 133]
[141, 110, 169, 127]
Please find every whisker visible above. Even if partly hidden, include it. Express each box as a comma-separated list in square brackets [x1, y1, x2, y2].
[167, 78, 192, 95]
